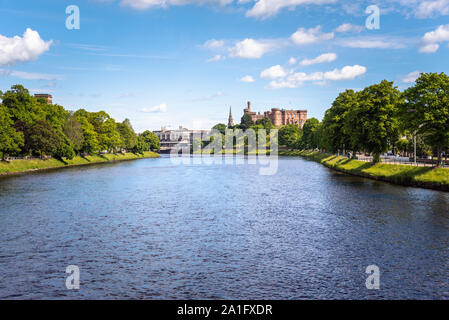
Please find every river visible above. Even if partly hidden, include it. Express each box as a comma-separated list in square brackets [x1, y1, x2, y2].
[0, 155, 448, 299]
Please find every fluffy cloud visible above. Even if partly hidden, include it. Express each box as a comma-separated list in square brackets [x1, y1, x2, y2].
[290, 26, 334, 46]
[300, 53, 337, 66]
[120, 0, 232, 10]
[246, 0, 337, 19]
[206, 54, 225, 62]
[203, 39, 225, 49]
[402, 71, 421, 83]
[141, 103, 167, 113]
[287, 57, 297, 65]
[260, 65, 287, 79]
[267, 65, 366, 89]
[239, 75, 255, 82]
[335, 23, 364, 33]
[415, 0, 449, 18]
[419, 24, 449, 53]
[0, 28, 52, 66]
[228, 38, 278, 59]
[324, 65, 367, 81]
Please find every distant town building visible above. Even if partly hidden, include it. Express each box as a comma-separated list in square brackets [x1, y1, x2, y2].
[34, 94, 53, 104]
[243, 101, 307, 128]
[153, 126, 210, 152]
[228, 106, 234, 127]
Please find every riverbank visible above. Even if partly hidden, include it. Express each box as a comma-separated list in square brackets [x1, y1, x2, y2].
[0, 151, 160, 176]
[280, 150, 449, 191]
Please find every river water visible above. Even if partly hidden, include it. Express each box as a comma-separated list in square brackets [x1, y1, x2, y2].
[0, 155, 448, 299]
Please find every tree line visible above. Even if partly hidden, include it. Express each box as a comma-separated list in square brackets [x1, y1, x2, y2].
[0, 85, 160, 161]
[211, 72, 449, 165]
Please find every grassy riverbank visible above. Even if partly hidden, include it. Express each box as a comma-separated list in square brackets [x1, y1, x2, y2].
[280, 150, 449, 191]
[0, 151, 160, 176]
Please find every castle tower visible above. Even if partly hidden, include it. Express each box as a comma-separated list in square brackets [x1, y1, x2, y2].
[228, 106, 234, 127]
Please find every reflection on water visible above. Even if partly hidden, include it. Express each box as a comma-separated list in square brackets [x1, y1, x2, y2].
[0, 155, 448, 299]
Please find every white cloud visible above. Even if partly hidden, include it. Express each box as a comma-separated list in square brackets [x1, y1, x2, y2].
[339, 37, 405, 49]
[415, 0, 449, 18]
[300, 53, 337, 66]
[239, 75, 255, 82]
[260, 65, 287, 79]
[419, 24, 449, 53]
[203, 39, 225, 49]
[120, 0, 233, 10]
[0, 69, 62, 80]
[287, 57, 297, 65]
[335, 23, 364, 33]
[419, 43, 440, 53]
[141, 103, 167, 113]
[267, 65, 366, 89]
[323, 65, 366, 81]
[246, 0, 337, 19]
[402, 71, 421, 83]
[290, 26, 334, 46]
[228, 38, 278, 59]
[0, 28, 52, 66]
[206, 54, 225, 62]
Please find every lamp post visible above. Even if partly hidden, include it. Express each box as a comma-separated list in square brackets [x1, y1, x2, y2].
[414, 130, 417, 165]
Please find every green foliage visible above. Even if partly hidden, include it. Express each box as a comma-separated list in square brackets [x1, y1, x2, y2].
[321, 89, 356, 152]
[133, 135, 149, 154]
[28, 120, 61, 159]
[141, 130, 160, 151]
[401, 72, 449, 165]
[279, 124, 300, 149]
[300, 118, 321, 149]
[240, 113, 254, 130]
[395, 139, 409, 154]
[117, 119, 137, 151]
[0, 106, 24, 160]
[212, 123, 227, 135]
[255, 116, 274, 131]
[344, 80, 402, 162]
[63, 112, 84, 152]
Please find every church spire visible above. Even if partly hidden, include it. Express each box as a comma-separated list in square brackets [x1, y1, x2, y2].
[228, 106, 234, 127]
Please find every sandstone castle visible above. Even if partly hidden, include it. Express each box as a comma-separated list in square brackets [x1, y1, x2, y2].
[234, 101, 307, 128]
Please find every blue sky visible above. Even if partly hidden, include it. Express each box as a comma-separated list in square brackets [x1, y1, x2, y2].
[0, 0, 448, 131]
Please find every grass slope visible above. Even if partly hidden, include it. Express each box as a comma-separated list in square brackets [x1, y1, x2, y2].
[280, 150, 449, 191]
[0, 151, 160, 175]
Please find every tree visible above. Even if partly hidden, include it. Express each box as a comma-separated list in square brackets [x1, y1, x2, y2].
[1, 85, 45, 125]
[345, 80, 402, 163]
[401, 72, 449, 166]
[395, 139, 409, 156]
[74, 113, 99, 155]
[301, 118, 321, 149]
[240, 113, 254, 130]
[256, 116, 274, 131]
[0, 106, 24, 160]
[212, 123, 227, 135]
[63, 112, 84, 152]
[133, 135, 149, 154]
[117, 119, 137, 151]
[279, 124, 300, 149]
[28, 120, 61, 159]
[141, 130, 160, 151]
[321, 90, 357, 153]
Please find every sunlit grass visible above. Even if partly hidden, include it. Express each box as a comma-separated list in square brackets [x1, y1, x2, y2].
[280, 150, 449, 190]
[0, 151, 160, 175]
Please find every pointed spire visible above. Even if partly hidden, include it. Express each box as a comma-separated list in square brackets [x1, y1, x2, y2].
[228, 106, 234, 127]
